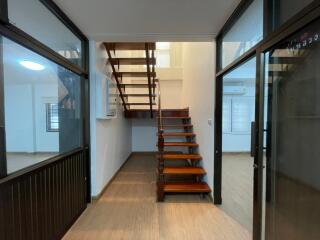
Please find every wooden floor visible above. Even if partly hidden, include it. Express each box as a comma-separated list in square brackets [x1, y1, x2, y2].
[63, 153, 251, 240]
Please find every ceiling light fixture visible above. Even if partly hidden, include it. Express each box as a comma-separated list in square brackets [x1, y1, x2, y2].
[19, 61, 45, 71]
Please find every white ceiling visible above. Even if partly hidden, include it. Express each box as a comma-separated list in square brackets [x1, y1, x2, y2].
[53, 0, 241, 42]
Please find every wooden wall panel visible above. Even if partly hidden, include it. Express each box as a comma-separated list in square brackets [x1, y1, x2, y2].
[0, 149, 87, 240]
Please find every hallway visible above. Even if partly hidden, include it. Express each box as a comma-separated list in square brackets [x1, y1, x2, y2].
[63, 153, 250, 240]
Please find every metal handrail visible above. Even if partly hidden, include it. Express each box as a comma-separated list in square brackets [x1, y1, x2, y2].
[145, 44, 153, 118]
[157, 79, 163, 132]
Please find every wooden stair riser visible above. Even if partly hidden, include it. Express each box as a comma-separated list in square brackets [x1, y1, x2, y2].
[157, 142, 199, 147]
[163, 167, 206, 175]
[110, 58, 156, 66]
[162, 124, 193, 128]
[104, 42, 156, 51]
[163, 183, 211, 193]
[161, 108, 189, 117]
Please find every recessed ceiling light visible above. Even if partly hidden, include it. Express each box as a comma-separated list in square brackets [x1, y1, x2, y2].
[19, 61, 45, 71]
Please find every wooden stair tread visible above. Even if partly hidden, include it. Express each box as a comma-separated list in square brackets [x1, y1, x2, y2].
[123, 93, 156, 97]
[160, 116, 190, 119]
[162, 108, 189, 112]
[162, 124, 193, 128]
[120, 83, 156, 88]
[164, 183, 211, 193]
[164, 167, 206, 175]
[110, 58, 156, 65]
[124, 102, 156, 106]
[162, 132, 195, 137]
[161, 142, 198, 147]
[104, 42, 156, 51]
[162, 154, 202, 160]
[114, 72, 156, 78]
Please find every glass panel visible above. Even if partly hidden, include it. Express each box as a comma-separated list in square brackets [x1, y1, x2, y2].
[232, 97, 255, 132]
[8, 0, 83, 67]
[221, 58, 256, 236]
[223, 97, 232, 133]
[275, 0, 314, 29]
[222, 0, 263, 68]
[264, 19, 320, 240]
[3, 37, 82, 174]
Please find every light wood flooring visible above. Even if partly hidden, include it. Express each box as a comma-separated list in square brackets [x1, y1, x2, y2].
[7, 152, 57, 173]
[219, 153, 253, 233]
[63, 153, 251, 240]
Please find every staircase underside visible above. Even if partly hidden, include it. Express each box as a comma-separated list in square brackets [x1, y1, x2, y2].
[104, 42, 158, 118]
[125, 108, 190, 118]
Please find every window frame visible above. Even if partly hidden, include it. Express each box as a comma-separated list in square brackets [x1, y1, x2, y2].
[223, 96, 256, 134]
[155, 42, 171, 68]
[0, 0, 90, 201]
[46, 103, 60, 132]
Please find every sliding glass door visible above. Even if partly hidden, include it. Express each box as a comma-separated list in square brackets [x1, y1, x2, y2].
[263, 18, 320, 240]
[221, 58, 256, 235]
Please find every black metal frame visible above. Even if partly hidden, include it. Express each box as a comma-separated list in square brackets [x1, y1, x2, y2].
[0, 0, 91, 201]
[0, 0, 8, 23]
[214, 0, 320, 240]
[0, 36, 6, 179]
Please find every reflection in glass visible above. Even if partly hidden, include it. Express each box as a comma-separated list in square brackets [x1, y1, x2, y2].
[274, 0, 313, 30]
[222, 0, 263, 68]
[8, 0, 82, 67]
[221, 58, 256, 235]
[3, 37, 82, 174]
[264, 19, 320, 240]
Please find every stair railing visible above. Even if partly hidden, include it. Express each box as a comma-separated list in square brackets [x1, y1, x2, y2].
[145, 43, 154, 118]
[104, 43, 128, 112]
[157, 78, 165, 201]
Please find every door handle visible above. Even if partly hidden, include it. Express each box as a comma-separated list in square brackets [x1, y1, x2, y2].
[251, 122, 256, 157]
[253, 164, 266, 169]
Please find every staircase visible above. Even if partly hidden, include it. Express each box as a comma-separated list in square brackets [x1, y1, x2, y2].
[104, 42, 157, 118]
[157, 107, 211, 201]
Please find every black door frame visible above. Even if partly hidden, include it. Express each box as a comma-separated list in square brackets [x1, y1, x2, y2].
[0, 35, 6, 179]
[214, 1, 320, 240]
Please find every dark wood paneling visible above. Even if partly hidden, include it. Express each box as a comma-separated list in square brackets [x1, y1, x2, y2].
[0, 149, 87, 240]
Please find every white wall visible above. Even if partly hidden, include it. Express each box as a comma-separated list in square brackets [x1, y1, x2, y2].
[181, 42, 216, 192]
[5, 82, 60, 153]
[4, 38, 59, 153]
[131, 119, 157, 152]
[90, 41, 132, 197]
[5, 84, 35, 152]
[159, 80, 183, 109]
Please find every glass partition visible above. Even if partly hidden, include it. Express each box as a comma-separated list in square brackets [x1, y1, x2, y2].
[221, 58, 256, 235]
[222, 0, 263, 68]
[8, 0, 83, 68]
[274, 0, 314, 30]
[263, 18, 320, 240]
[3, 37, 82, 174]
